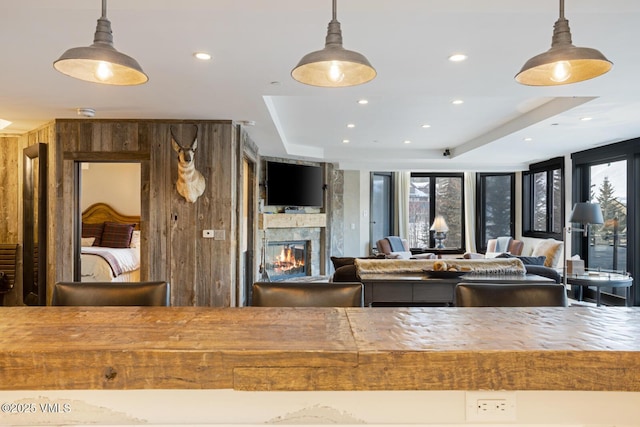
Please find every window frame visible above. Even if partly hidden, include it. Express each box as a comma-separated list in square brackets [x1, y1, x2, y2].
[572, 137, 639, 306]
[409, 172, 465, 250]
[522, 157, 565, 240]
[475, 172, 515, 253]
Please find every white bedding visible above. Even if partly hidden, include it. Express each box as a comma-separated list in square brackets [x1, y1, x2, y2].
[81, 246, 140, 282]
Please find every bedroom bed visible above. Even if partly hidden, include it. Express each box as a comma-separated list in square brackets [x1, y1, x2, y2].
[81, 203, 141, 282]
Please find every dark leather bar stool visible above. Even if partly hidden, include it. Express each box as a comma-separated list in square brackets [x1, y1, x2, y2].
[455, 283, 568, 307]
[52, 281, 170, 306]
[251, 282, 364, 307]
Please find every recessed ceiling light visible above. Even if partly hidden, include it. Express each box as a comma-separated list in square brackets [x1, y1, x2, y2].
[448, 54, 467, 62]
[403, 140, 411, 144]
[342, 139, 350, 144]
[347, 123, 355, 128]
[421, 124, 431, 128]
[194, 52, 212, 61]
[524, 137, 533, 142]
[580, 117, 593, 121]
[0, 119, 12, 130]
[357, 99, 369, 105]
[452, 99, 464, 105]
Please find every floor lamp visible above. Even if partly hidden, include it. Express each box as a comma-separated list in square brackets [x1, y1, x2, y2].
[563, 202, 604, 286]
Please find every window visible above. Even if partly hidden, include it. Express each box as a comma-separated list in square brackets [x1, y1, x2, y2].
[572, 137, 639, 306]
[408, 173, 464, 250]
[476, 173, 515, 252]
[587, 160, 627, 272]
[522, 157, 564, 239]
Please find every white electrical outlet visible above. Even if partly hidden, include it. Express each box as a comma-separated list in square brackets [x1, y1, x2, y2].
[202, 230, 214, 238]
[466, 391, 516, 422]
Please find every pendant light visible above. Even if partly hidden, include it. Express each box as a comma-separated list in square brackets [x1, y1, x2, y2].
[292, 0, 376, 87]
[53, 0, 148, 85]
[515, 0, 612, 86]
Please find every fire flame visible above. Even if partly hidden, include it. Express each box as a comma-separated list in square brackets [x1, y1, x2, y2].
[273, 246, 304, 273]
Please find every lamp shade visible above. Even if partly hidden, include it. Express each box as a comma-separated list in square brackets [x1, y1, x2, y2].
[291, 0, 376, 87]
[430, 215, 449, 232]
[569, 202, 604, 225]
[515, 1, 612, 86]
[53, 1, 148, 85]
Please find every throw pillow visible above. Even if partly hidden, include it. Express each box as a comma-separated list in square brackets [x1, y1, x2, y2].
[330, 256, 355, 270]
[100, 222, 136, 248]
[82, 222, 104, 246]
[80, 237, 95, 247]
[531, 239, 563, 268]
[496, 253, 546, 266]
[129, 230, 141, 248]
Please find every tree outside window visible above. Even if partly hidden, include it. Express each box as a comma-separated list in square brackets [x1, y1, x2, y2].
[408, 173, 464, 249]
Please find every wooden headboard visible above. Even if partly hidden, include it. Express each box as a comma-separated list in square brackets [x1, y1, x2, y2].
[82, 203, 141, 231]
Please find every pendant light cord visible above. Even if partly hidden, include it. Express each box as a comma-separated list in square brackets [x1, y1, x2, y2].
[102, 0, 107, 19]
[332, 0, 337, 22]
[559, 0, 564, 19]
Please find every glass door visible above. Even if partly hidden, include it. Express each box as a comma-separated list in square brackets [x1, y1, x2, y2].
[370, 172, 394, 254]
[588, 160, 627, 273]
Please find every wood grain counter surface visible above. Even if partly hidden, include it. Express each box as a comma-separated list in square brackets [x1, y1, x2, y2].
[1, 306, 639, 391]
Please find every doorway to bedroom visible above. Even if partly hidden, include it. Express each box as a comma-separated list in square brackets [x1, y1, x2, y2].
[77, 162, 142, 282]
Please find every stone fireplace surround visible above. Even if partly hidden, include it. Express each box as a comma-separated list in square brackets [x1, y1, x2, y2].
[262, 224, 322, 279]
[258, 212, 327, 280]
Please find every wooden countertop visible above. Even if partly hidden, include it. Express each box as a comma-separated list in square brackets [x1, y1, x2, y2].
[2, 306, 640, 391]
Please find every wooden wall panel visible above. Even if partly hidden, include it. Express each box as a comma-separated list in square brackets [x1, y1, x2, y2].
[0, 137, 20, 244]
[54, 119, 236, 307]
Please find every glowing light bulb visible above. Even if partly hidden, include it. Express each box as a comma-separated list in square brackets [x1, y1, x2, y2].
[327, 61, 345, 83]
[550, 61, 572, 83]
[95, 61, 114, 82]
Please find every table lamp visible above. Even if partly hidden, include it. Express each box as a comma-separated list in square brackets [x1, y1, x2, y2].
[430, 215, 449, 249]
[569, 202, 604, 235]
[563, 202, 604, 284]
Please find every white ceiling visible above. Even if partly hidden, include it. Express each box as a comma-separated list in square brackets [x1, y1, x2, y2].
[3, 0, 640, 171]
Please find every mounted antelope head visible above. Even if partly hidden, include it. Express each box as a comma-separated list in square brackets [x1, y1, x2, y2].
[170, 124, 206, 203]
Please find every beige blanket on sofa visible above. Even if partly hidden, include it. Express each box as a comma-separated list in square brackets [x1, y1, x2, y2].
[354, 258, 526, 275]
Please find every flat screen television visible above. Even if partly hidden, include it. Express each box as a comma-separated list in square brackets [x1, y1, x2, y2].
[266, 161, 324, 207]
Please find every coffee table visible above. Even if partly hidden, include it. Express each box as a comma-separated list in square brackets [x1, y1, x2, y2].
[565, 271, 633, 307]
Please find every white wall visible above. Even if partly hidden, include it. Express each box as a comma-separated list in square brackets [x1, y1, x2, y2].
[1, 389, 638, 426]
[339, 169, 371, 258]
[80, 162, 141, 216]
[342, 170, 361, 256]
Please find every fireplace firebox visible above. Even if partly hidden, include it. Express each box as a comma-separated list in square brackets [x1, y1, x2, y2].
[266, 240, 308, 281]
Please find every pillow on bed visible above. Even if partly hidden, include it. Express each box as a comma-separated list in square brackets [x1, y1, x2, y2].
[100, 222, 135, 248]
[129, 230, 141, 248]
[82, 222, 104, 246]
[81, 237, 95, 247]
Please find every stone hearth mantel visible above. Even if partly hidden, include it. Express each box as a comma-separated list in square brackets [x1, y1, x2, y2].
[259, 213, 326, 229]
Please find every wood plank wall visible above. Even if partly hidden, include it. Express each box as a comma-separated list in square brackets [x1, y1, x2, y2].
[0, 123, 56, 306]
[53, 119, 237, 306]
[0, 137, 20, 244]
